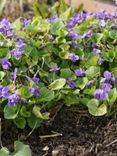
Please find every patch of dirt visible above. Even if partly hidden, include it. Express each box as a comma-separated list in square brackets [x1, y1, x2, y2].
[1, 107, 117, 156]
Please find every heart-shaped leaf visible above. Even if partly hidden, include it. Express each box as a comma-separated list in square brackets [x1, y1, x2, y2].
[87, 99, 107, 116]
[49, 78, 66, 90]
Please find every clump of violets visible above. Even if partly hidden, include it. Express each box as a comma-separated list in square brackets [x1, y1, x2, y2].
[94, 71, 115, 100]
[1, 6, 117, 128]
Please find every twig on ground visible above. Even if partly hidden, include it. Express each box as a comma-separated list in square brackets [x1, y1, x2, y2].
[40, 132, 62, 139]
[106, 138, 117, 147]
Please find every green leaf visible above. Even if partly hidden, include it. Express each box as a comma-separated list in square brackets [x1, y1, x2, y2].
[12, 18, 22, 31]
[107, 88, 117, 105]
[102, 51, 115, 62]
[27, 114, 42, 129]
[109, 30, 117, 39]
[60, 8, 71, 21]
[33, 0, 48, 18]
[0, 71, 5, 80]
[64, 94, 80, 106]
[57, 28, 68, 37]
[0, 147, 10, 156]
[112, 67, 117, 78]
[86, 66, 100, 78]
[76, 77, 88, 90]
[13, 141, 32, 156]
[80, 98, 90, 106]
[33, 106, 50, 120]
[85, 55, 99, 67]
[49, 78, 66, 90]
[87, 99, 107, 116]
[14, 117, 26, 129]
[84, 86, 96, 96]
[59, 51, 69, 59]
[58, 0, 67, 13]
[60, 68, 75, 79]
[50, 20, 64, 35]
[0, 141, 32, 156]
[18, 86, 31, 98]
[0, 48, 8, 58]
[4, 105, 18, 119]
[20, 106, 31, 118]
[38, 87, 54, 102]
[92, 33, 103, 43]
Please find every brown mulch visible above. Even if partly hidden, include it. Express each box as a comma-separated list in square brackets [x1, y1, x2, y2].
[1, 107, 117, 156]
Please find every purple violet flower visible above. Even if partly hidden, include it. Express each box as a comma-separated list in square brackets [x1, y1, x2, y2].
[0, 86, 9, 98]
[72, 42, 78, 48]
[0, 57, 11, 70]
[16, 43, 26, 49]
[75, 69, 85, 77]
[48, 15, 58, 22]
[69, 53, 79, 62]
[68, 30, 78, 40]
[8, 93, 21, 107]
[86, 80, 94, 88]
[29, 87, 40, 97]
[10, 73, 17, 81]
[94, 88, 108, 100]
[103, 71, 112, 80]
[20, 18, 31, 30]
[92, 43, 98, 49]
[110, 76, 115, 86]
[50, 65, 60, 72]
[32, 77, 40, 85]
[10, 48, 23, 60]
[95, 9, 112, 19]
[93, 48, 101, 54]
[0, 85, 3, 98]
[6, 30, 15, 37]
[82, 30, 93, 38]
[113, 8, 117, 18]
[50, 36, 55, 42]
[101, 83, 112, 93]
[0, 19, 11, 33]
[66, 22, 75, 29]
[100, 78, 107, 84]
[15, 37, 25, 43]
[67, 79, 76, 89]
[98, 57, 103, 65]
[99, 20, 106, 27]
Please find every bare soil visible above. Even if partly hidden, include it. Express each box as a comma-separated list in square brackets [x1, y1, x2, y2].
[1, 107, 117, 156]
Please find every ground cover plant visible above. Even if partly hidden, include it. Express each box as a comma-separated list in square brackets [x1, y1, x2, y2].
[0, 0, 117, 133]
